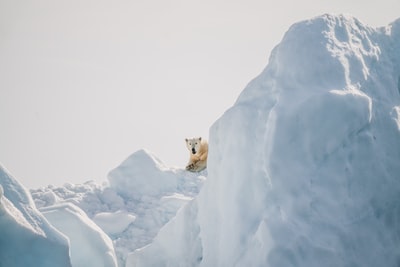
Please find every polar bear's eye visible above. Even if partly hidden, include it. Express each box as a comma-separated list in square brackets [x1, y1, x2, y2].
[195, 142, 198, 145]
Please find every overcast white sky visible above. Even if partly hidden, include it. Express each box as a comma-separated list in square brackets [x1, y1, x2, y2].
[1, 0, 399, 188]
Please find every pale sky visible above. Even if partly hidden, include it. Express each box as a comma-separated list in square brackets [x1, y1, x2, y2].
[1, 0, 399, 188]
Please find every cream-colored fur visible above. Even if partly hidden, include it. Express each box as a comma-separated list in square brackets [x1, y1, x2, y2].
[185, 137, 208, 172]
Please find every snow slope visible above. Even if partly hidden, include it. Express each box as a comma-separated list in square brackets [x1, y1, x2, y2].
[127, 14, 400, 267]
[0, 165, 72, 267]
[41, 203, 118, 267]
[31, 149, 206, 266]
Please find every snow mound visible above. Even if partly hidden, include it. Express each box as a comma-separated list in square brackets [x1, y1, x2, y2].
[41, 203, 118, 267]
[0, 164, 72, 267]
[127, 14, 400, 267]
[108, 149, 179, 199]
[31, 149, 206, 266]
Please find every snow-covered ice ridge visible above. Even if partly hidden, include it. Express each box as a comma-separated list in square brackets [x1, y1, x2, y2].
[126, 14, 400, 267]
[0, 165, 72, 267]
[1, 13, 400, 267]
[31, 149, 206, 266]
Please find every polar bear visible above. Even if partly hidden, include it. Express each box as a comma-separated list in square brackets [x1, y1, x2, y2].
[185, 137, 208, 172]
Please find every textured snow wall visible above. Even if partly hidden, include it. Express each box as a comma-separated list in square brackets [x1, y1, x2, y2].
[127, 14, 400, 267]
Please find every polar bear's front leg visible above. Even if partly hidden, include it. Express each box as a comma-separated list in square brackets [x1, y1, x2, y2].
[186, 162, 196, 171]
[186, 159, 206, 172]
[185, 164, 192, 171]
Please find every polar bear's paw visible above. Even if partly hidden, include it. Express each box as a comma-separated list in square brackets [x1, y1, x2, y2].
[185, 163, 196, 171]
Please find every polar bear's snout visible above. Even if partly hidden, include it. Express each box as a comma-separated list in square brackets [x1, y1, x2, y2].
[192, 148, 196, 154]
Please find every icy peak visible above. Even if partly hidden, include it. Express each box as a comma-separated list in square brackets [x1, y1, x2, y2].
[236, 14, 400, 110]
[114, 149, 169, 172]
[108, 149, 180, 199]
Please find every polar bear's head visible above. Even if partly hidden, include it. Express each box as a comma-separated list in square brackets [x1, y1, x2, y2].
[185, 137, 202, 155]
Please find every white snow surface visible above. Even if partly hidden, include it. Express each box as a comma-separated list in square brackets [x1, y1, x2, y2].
[126, 14, 400, 267]
[31, 149, 206, 266]
[41, 203, 118, 267]
[92, 211, 136, 236]
[0, 165, 72, 267]
[108, 149, 180, 199]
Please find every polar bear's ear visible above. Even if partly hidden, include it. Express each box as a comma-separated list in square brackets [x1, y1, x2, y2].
[185, 138, 188, 143]
[199, 137, 202, 141]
